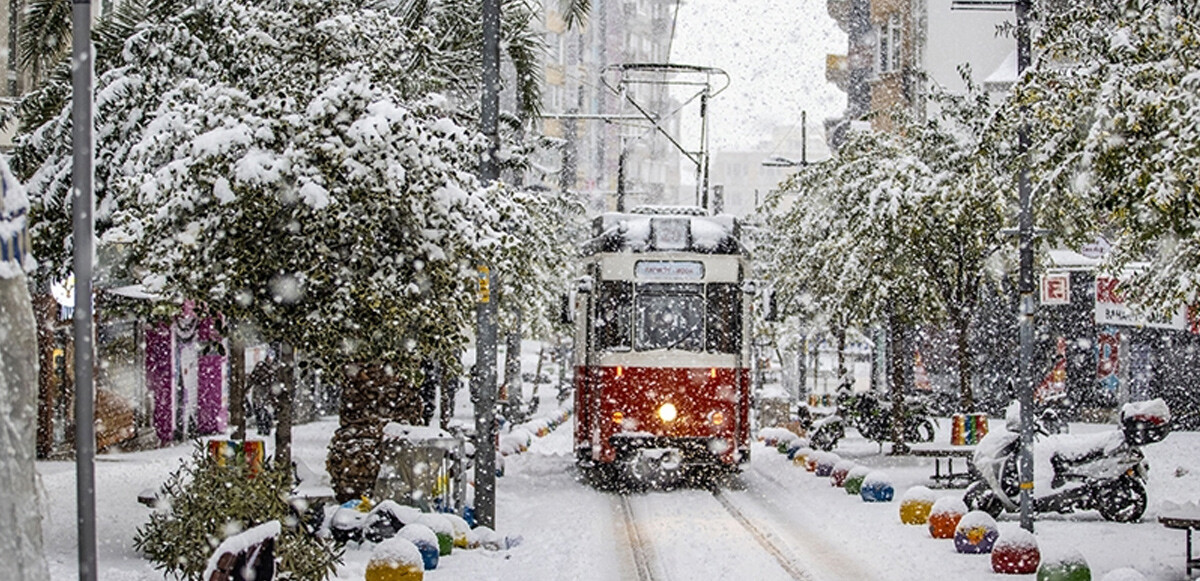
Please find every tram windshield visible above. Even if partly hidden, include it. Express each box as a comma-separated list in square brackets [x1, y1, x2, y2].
[635, 284, 704, 351]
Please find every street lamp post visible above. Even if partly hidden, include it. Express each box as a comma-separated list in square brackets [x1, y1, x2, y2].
[951, 0, 1035, 533]
[1013, 0, 1036, 535]
[476, 0, 501, 530]
[72, 0, 98, 578]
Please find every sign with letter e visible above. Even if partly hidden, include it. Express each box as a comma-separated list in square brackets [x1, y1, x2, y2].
[1041, 273, 1070, 305]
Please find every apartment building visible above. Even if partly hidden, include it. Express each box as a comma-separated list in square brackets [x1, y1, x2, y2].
[536, 0, 683, 213]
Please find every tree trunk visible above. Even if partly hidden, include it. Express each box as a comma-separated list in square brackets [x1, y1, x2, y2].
[34, 293, 58, 458]
[955, 310, 975, 413]
[274, 343, 294, 467]
[889, 311, 910, 454]
[503, 311, 523, 422]
[327, 362, 425, 502]
[835, 327, 849, 391]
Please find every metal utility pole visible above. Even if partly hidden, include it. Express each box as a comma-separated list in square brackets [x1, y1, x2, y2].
[1014, 0, 1035, 534]
[475, 0, 500, 531]
[71, 0, 97, 579]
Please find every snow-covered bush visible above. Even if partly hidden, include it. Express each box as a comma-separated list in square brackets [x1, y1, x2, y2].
[133, 445, 341, 580]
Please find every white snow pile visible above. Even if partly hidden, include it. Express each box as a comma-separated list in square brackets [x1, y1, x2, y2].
[397, 523, 439, 548]
[416, 512, 453, 536]
[370, 537, 423, 569]
[370, 500, 422, 527]
[201, 520, 280, 581]
[954, 510, 998, 533]
[1159, 500, 1200, 520]
[1121, 398, 1171, 424]
[382, 423, 454, 443]
[758, 427, 803, 447]
[690, 217, 730, 250]
[993, 525, 1038, 550]
[833, 459, 858, 474]
[500, 429, 534, 456]
[863, 471, 892, 488]
[901, 485, 938, 503]
[846, 465, 872, 480]
[1040, 544, 1089, 567]
[930, 496, 968, 516]
[1100, 567, 1147, 581]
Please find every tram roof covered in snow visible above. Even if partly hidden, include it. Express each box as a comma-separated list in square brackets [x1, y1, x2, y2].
[583, 205, 742, 256]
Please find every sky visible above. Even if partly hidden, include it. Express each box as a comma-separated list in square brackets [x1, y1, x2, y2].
[667, 0, 848, 154]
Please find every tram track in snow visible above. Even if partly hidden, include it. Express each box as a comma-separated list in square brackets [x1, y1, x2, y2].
[710, 488, 815, 581]
[618, 493, 662, 581]
[615, 483, 814, 581]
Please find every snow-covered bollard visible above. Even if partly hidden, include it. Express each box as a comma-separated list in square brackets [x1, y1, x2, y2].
[442, 513, 472, 549]
[398, 524, 440, 570]
[1098, 568, 1145, 581]
[790, 446, 814, 467]
[786, 439, 811, 460]
[860, 471, 894, 502]
[366, 538, 424, 581]
[1036, 547, 1091, 581]
[830, 460, 856, 487]
[992, 527, 1040, 574]
[815, 452, 841, 477]
[416, 512, 454, 556]
[899, 486, 937, 525]
[954, 510, 999, 554]
[844, 466, 871, 495]
[928, 496, 968, 539]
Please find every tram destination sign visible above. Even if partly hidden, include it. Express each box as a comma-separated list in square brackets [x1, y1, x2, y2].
[635, 260, 704, 280]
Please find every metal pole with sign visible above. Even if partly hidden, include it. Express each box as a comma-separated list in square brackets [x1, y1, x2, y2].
[476, 0, 501, 530]
[1014, 0, 1036, 534]
[71, 0, 98, 578]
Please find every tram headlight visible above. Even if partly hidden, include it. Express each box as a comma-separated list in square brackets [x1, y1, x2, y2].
[657, 403, 678, 423]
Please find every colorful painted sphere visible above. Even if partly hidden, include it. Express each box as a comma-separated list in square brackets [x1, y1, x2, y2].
[928, 497, 968, 539]
[1037, 549, 1091, 581]
[954, 511, 999, 554]
[991, 528, 1040, 574]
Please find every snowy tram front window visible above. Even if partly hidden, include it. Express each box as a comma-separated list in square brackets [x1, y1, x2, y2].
[635, 284, 704, 351]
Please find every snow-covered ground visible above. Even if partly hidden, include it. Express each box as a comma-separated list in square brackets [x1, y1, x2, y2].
[34, 340, 1200, 580]
[38, 409, 1200, 580]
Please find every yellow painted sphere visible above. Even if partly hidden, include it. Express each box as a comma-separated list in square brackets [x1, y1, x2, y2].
[899, 498, 935, 525]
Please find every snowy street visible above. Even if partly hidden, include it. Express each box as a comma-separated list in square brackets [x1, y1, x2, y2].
[37, 407, 1200, 580]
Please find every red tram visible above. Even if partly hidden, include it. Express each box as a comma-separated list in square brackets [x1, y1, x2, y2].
[570, 206, 752, 484]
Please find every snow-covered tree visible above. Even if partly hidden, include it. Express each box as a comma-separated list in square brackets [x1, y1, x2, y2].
[1017, 0, 1200, 310]
[763, 78, 1017, 414]
[10, 0, 578, 499]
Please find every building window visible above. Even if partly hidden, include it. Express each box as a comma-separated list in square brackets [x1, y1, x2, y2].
[878, 14, 903, 75]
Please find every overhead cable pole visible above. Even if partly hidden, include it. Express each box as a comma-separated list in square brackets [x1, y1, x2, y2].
[475, 0, 501, 531]
[71, 0, 97, 578]
[1014, 0, 1036, 534]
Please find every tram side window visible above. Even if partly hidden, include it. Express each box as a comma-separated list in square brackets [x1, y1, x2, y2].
[595, 281, 633, 351]
[706, 283, 741, 354]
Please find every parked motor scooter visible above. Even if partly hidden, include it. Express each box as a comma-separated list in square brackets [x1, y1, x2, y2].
[963, 398, 1171, 523]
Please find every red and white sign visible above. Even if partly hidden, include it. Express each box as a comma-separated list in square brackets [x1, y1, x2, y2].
[1041, 273, 1071, 305]
[1094, 275, 1188, 330]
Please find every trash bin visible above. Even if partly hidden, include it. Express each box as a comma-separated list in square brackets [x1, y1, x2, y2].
[374, 423, 464, 512]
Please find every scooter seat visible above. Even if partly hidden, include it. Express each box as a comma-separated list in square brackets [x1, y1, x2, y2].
[1050, 446, 1107, 488]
